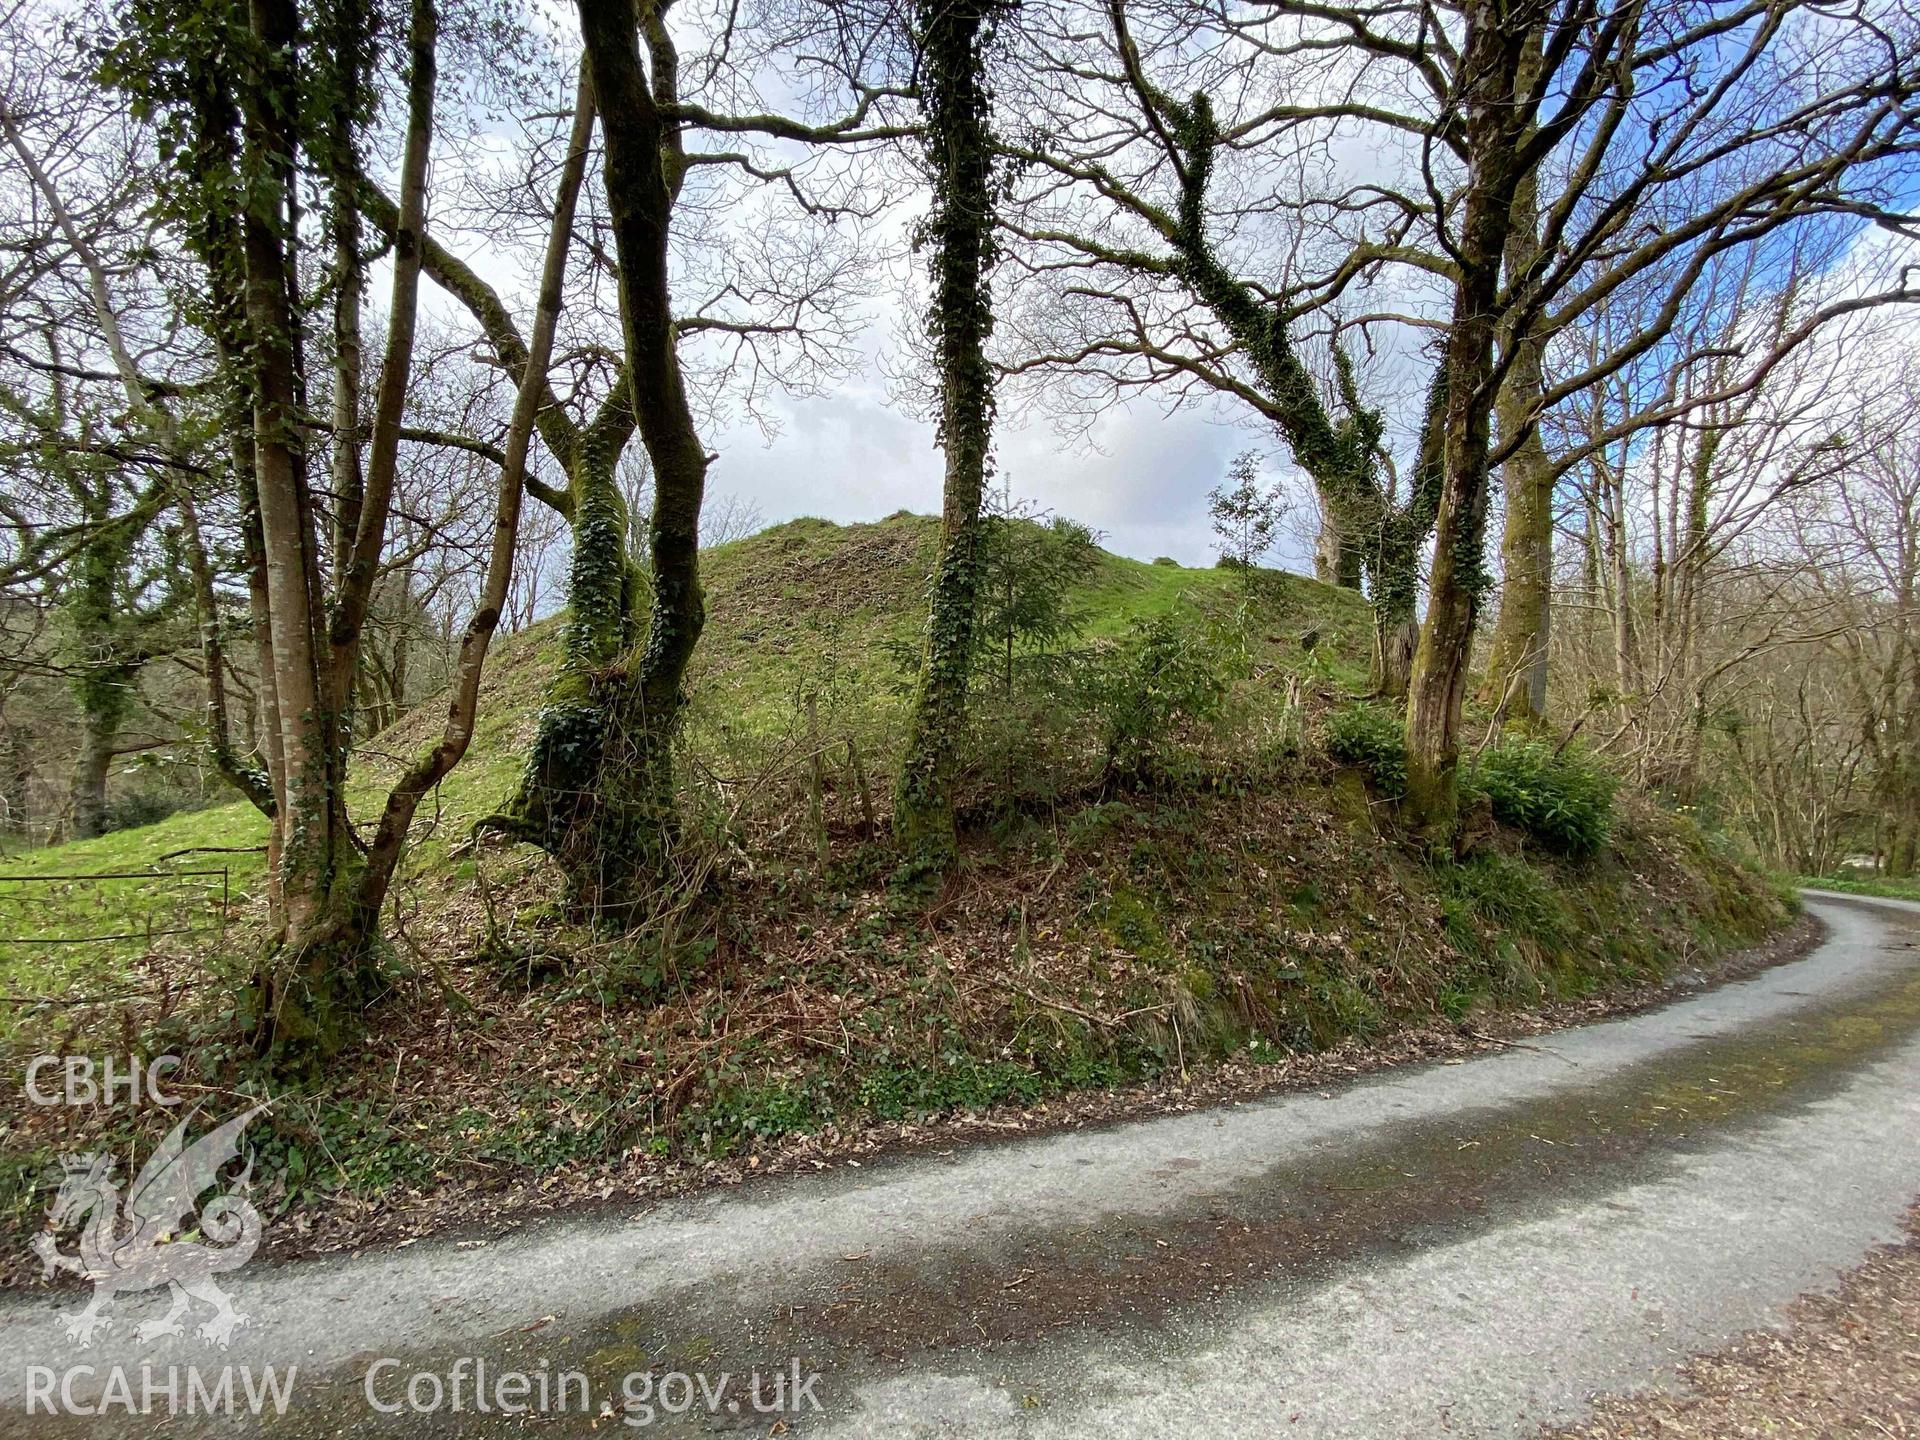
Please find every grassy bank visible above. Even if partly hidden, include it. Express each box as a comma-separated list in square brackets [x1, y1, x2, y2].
[1796, 873, 1920, 902]
[0, 515, 1790, 1268]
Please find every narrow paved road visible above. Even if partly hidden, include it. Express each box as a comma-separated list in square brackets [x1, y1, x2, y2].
[4, 891, 1918, 1438]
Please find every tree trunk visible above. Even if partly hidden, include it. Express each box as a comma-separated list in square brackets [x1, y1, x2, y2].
[233, 0, 436, 1049]
[1370, 368, 1449, 701]
[1314, 508, 1364, 590]
[1482, 419, 1553, 725]
[1608, 475, 1639, 698]
[1133, 52, 1389, 616]
[1404, 1, 1528, 843]
[178, 486, 276, 816]
[360, 72, 593, 926]
[173, 45, 287, 905]
[323, 0, 370, 592]
[1479, 45, 1553, 731]
[1891, 639, 1920, 876]
[505, 0, 713, 921]
[1371, 611, 1419, 700]
[65, 501, 140, 841]
[1482, 192, 1559, 725]
[0, 709, 27, 837]
[388, 606, 410, 726]
[365, 92, 673, 920]
[241, 0, 351, 1040]
[69, 704, 116, 841]
[894, 0, 1001, 870]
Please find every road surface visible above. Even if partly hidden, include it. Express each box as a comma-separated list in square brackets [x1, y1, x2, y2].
[3, 889, 1917, 1437]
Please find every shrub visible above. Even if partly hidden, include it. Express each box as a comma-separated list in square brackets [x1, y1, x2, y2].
[1470, 740, 1618, 857]
[1151, 555, 1179, 567]
[1209, 450, 1292, 569]
[103, 786, 187, 834]
[1325, 703, 1408, 799]
[1084, 611, 1236, 782]
[973, 504, 1102, 692]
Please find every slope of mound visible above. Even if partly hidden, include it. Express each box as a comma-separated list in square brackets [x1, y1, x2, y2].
[0, 515, 1789, 1270]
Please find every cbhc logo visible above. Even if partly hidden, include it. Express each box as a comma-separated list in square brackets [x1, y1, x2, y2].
[24, 1055, 181, 1107]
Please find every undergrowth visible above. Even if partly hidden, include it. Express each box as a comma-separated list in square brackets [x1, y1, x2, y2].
[0, 515, 1791, 1267]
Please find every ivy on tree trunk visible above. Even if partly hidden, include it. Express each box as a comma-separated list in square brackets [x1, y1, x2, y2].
[103, 0, 444, 1050]
[894, 0, 1006, 871]
[497, 0, 714, 922]
[1402, 0, 1531, 846]
[1139, 71, 1428, 697]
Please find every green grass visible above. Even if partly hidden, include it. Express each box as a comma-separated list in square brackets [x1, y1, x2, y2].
[0, 635, 549, 1037]
[0, 515, 1799, 1251]
[0, 802, 269, 1009]
[0, 515, 1370, 1022]
[1795, 872, 1920, 902]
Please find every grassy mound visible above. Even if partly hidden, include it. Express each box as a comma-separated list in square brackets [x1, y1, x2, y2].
[0, 515, 1788, 1262]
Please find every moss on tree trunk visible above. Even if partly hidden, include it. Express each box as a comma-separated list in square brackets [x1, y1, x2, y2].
[495, 0, 712, 920]
[1480, 94, 1553, 730]
[498, 426, 684, 921]
[1403, 1, 1530, 846]
[894, 0, 1004, 870]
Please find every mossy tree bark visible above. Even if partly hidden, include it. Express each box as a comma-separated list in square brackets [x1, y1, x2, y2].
[499, 0, 713, 921]
[175, 485, 276, 817]
[371, 153, 667, 923]
[1097, 22, 1429, 696]
[236, 0, 352, 1034]
[100, 0, 498, 1052]
[1479, 39, 1553, 731]
[1402, 0, 1531, 845]
[1313, 508, 1364, 591]
[386, 12, 901, 911]
[894, 0, 1006, 870]
[176, 38, 290, 903]
[1482, 374, 1554, 726]
[61, 471, 163, 840]
[171, 0, 436, 1048]
[1372, 368, 1449, 704]
[1168, 110, 1417, 694]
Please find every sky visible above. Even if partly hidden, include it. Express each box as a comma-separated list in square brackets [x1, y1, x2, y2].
[416, 0, 1327, 575]
[405, 0, 1920, 586]
[700, 353, 1288, 572]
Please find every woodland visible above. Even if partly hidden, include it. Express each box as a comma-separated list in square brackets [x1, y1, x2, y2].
[0, 0, 1917, 1238]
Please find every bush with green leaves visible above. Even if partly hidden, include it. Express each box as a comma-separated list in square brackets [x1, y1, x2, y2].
[1325, 702, 1408, 799]
[1470, 740, 1618, 857]
[1209, 450, 1291, 571]
[1083, 611, 1238, 782]
[973, 502, 1102, 693]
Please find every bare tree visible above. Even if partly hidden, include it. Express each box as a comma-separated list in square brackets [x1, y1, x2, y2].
[993, 0, 1919, 839]
[99, 0, 460, 1046]
[400, 0, 908, 917]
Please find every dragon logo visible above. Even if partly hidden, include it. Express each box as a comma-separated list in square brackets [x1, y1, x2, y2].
[31, 1105, 268, 1349]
